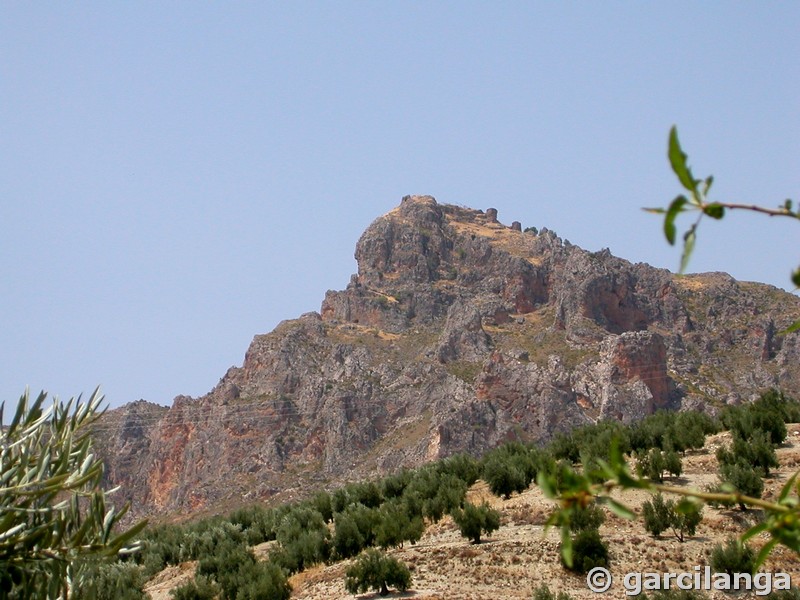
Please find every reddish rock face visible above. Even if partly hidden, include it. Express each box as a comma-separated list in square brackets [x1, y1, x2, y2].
[93, 195, 800, 518]
[606, 331, 670, 411]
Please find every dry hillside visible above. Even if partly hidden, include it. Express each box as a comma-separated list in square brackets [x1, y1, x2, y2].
[145, 425, 800, 600]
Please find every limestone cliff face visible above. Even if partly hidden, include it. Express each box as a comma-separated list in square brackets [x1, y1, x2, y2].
[94, 195, 800, 518]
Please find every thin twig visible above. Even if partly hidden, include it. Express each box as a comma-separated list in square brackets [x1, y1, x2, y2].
[713, 203, 798, 219]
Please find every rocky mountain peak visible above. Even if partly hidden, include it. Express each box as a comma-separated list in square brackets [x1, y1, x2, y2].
[94, 196, 800, 518]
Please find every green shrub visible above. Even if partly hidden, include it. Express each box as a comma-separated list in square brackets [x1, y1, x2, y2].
[404, 470, 466, 522]
[628, 410, 717, 455]
[341, 503, 381, 548]
[72, 562, 147, 600]
[721, 389, 798, 446]
[568, 502, 605, 533]
[575, 420, 632, 465]
[451, 501, 501, 544]
[549, 432, 580, 463]
[344, 549, 411, 596]
[636, 447, 683, 482]
[180, 520, 247, 564]
[642, 493, 671, 538]
[274, 506, 331, 572]
[234, 561, 291, 600]
[310, 491, 334, 523]
[667, 501, 702, 542]
[751, 409, 788, 445]
[346, 481, 384, 509]
[381, 469, 413, 499]
[170, 576, 219, 600]
[375, 500, 424, 549]
[664, 449, 683, 478]
[332, 511, 366, 559]
[642, 494, 702, 542]
[563, 529, 609, 574]
[227, 505, 277, 546]
[438, 452, 481, 486]
[709, 538, 755, 576]
[428, 474, 468, 520]
[139, 523, 187, 574]
[718, 462, 764, 509]
[272, 530, 330, 574]
[717, 430, 778, 477]
[196, 538, 255, 598]
[332, 488, 349, 513]
[757, 389, 800, 425]
[637, 448, 667, 482]
[483, 453, 528, 499]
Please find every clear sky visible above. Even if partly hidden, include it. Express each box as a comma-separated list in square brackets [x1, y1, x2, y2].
[2, 4, 798, 411]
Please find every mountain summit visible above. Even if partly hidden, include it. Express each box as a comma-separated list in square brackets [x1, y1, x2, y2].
[96, 195, 800, 517]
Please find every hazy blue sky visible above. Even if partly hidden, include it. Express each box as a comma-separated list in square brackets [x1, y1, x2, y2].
[2, 4, 798, 410]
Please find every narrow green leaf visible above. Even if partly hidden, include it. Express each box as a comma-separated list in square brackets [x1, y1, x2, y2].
[544, 509, 561, 532]
[0, 522, 27, 542]
[778, 473, 798, 504]
[560, 526, 573, 568]
[594, 458, 617, 482]
[102, 509, 116, 539]
[741, 521, 768, 542]
[9, 390, 31, 434]
[601, 497, 636, 520]
[679, 226, 697, 274]
[643, 207, 667, 215]
[109, 519, 148, 553]
[703, 175, 714, 195]
[753, 538, 778, 572]
[664, 196, 688, 245]
[537, 472, 556, 499]
[668, 126, 697, 192]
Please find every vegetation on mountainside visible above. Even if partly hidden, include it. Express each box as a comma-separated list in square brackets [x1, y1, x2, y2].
[40, 387, 796, 599]
[541, 389, 800, 571]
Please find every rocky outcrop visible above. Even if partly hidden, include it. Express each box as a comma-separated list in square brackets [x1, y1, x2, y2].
[94, 195, 800, 518]
[436, 300, 492, 362]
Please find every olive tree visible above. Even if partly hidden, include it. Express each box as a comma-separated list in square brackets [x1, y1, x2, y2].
[0, 389, 146, 598]
[344, 549, 411, 597]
